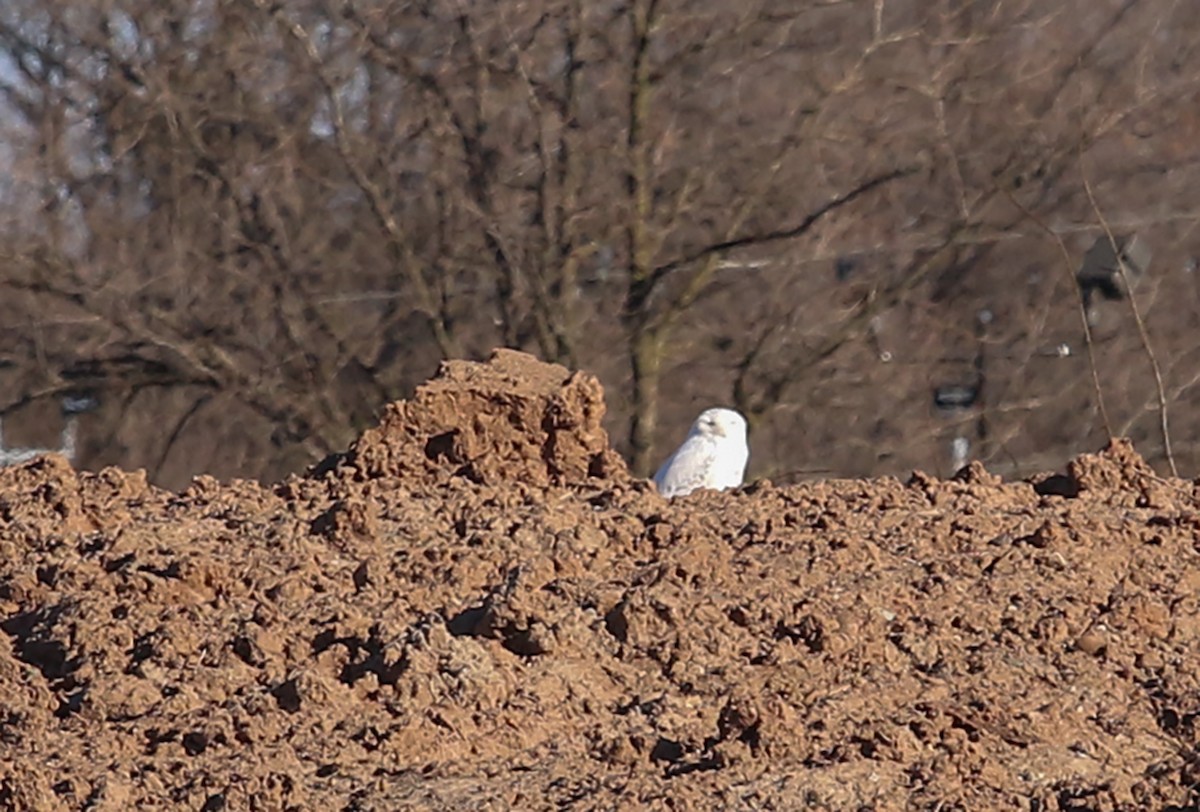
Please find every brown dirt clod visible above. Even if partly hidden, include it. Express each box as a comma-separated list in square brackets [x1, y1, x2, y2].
[334, 348, 629, 489]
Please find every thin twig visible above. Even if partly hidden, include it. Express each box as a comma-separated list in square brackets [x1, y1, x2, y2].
[1080, 165, 1177, 477]
[997, 183, 1113, 441]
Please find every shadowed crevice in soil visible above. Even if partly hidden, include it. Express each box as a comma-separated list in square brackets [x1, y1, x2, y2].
[0, 351, 1198, 809]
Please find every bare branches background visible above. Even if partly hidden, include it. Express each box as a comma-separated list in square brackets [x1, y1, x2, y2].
[0, 0, 1198, 488]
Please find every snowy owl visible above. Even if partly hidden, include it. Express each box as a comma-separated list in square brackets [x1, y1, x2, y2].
[652, 408, 749, 498]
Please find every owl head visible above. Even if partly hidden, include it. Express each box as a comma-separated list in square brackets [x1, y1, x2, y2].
[691, 407, 747, 441]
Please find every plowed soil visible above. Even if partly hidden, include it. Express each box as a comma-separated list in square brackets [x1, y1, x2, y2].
[3, 349, 1200, 811]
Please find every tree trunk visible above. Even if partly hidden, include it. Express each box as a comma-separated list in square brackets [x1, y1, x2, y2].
[629, 326, 663, 476]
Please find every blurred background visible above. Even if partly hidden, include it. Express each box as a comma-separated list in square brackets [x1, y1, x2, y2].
[0, 0, 1199, 490]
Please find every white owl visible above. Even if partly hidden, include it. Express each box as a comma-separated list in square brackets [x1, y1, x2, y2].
[652, 407, 749, 498]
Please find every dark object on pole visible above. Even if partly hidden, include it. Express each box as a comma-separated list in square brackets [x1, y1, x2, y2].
[834, 257, 857, 281]
[1078, 233, 1151, 302]
[934, 384, 980, 413]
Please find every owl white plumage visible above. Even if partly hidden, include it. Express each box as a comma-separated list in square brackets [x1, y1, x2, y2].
[652, 408, 749, 498]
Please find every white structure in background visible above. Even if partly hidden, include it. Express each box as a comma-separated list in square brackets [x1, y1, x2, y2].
[950, 436, 970, 472]
[933, 382, 980, 475]
[0, 394, 98, 466]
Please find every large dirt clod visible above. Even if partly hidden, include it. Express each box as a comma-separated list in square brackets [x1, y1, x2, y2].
[335, 348, 628, 488]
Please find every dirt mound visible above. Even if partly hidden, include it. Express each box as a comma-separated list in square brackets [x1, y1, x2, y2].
[3, 351, 1200, 810]
[331, 348, 628, 489]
